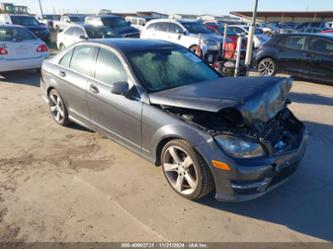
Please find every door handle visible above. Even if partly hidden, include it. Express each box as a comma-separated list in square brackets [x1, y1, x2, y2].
[59, 71, 66, 77]
[89, 84, 99, 94]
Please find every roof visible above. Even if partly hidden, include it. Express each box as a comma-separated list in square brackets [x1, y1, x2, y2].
[231, 11, 333, 19]
[89, 39, 180, 53]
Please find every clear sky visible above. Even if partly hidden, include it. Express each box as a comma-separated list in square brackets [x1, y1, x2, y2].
[12, 0, 333, 15]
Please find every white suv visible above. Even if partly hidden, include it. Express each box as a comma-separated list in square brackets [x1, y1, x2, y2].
[141, 19, 222, 62]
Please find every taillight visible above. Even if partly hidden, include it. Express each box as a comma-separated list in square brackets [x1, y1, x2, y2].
[36, 44, 48, 52]
[0, 47, 8, 55]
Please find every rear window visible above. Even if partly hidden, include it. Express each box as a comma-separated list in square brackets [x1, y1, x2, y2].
[0, 26, 36, 41]
[308, 37, 333, 54]
[70, 46, 97, 75]
[10, 16, 40, 26]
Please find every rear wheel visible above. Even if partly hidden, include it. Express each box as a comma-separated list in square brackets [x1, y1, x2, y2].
[258, 57, 276, 76]
[161, 139, 214, 200]
[48, 89, 70, 126]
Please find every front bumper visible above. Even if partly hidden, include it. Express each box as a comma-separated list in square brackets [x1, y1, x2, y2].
[195, 128, 310, 202]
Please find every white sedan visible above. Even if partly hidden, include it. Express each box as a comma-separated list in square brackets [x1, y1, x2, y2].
[0, 24, 49, 72]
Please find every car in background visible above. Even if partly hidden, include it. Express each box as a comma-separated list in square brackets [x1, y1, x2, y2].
[57, 24, 118, 50]
[296, 21, 331, 31]
[255, 33, 333, 84]
[141, 19, 222, 63]
[0, 14, 50, 43]
[37, 14, 61, 29]
[321, 29, 333, 34]
[125, 16, 156, 32]
[85, 15, 140, 38]
[40, 39, 308, 202]
[203, 21, 247, 60]
[55, 15, 86, 31]
[229, 25, 270, 48]
[0, 24, 48, 72]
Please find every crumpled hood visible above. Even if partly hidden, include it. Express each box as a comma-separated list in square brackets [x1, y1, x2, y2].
[149, 77, 292, 126]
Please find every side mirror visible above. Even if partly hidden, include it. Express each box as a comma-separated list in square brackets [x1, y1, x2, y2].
[110, 82, 129, 95]
[66, 20, 71, 23]
[79, 35, 88, 40]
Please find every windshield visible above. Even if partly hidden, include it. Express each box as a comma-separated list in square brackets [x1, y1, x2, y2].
[69, 16, 84, 23]
[127, 48, 219, 92]
[102, 17, 129, 28]
[181, 22, 212, 34]
[0, 26, 36, 41]
[85, 26, 116, 38]
[11, 16, 40, 26]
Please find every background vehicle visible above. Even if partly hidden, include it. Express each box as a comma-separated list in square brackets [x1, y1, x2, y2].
[85, 15, 140, 37]
[37, 14, 61, 29]
[296, 21, 331, 31]
[0, 14, 50, 43]
[57, 24, 118, 49]
[0, 24, 48, 72]
[40, 39, 308, 202]
[255, 33, 333, 84]
[141, 19, 222, 63]
[125, 16, 156, 31]
[55, 14, 86, 31]
[229, 24, 270, 48]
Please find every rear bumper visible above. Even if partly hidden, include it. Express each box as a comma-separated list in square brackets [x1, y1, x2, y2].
[196, 128, 309, 202]
[0, 55, 48, 72]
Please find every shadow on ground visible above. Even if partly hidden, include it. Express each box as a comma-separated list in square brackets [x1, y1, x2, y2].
[289, 92, 333, 106]
[198, 120, 333, 241]
[0, 70, 40, 87]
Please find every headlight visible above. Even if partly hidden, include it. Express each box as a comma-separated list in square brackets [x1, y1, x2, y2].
[202, 39, 218, 46]
[215, 134, 265, 158]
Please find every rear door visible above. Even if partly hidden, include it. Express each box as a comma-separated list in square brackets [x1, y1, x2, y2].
[304, 36, 333, 82]
[275, 35, 308, 75]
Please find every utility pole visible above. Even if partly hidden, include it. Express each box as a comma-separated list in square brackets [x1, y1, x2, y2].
[244, 0, 259, 66]
[38, 0, 44, 16]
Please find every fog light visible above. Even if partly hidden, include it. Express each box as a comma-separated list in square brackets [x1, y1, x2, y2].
[212, 160, 232, 171]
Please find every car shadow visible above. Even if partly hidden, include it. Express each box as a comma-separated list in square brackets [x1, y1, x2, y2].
[289, 92, 333, 106]
[0, 70, 40, 87]
[197, 120, 333, 241]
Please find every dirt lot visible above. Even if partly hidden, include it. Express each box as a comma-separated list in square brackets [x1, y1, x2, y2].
[0, 70, 332, 242]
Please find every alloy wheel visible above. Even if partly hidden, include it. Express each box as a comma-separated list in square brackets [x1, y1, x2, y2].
[162, 146, 199, 195]
[258, 58, 275, 76]
[49, 91, 65, 124]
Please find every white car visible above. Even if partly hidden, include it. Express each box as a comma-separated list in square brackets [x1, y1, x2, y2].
[55, 15, 86, 31]
[141, 19, 222, 62]
[229, 25, 270, 48]
[0, 24, 48, 72]
[57, 24, 117, 50]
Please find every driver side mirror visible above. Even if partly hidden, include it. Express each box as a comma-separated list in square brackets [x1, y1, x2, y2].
[110, 82, 129, 95]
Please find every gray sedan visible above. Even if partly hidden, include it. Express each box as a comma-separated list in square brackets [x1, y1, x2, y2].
[40, 39, 309, 202]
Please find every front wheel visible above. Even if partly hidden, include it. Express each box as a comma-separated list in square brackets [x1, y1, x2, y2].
[161, 139, 214, 200]
[258, 57, 276, 76]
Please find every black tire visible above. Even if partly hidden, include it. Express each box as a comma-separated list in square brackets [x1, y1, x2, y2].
[48, 89, 70, 126]
[161, 139, 214, 200]
[258, 57, 276, 76]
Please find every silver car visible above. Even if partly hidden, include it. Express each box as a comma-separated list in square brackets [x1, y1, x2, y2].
[40, 39, 309, 202]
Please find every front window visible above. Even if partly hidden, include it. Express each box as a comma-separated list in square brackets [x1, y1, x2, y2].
[11, 16, 40, 26]
[102, 17, 129, 28]
[181, 22, 212, 34]
[127, 48, 219, 92]
[0, 26, 36, 41]
[85, 26, 116, 38]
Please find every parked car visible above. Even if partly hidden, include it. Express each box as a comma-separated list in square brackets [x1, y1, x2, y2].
[0, 24, 48, 72]
[0, 14, 50, 43]
[229, 25, 270, 48]
[55, 15, 86, 31]
[141, 19, 222, 63]
[297, 27, 328, 33]
[255, 33, 333, 84]
[37, 14, 61, 29]
[85, 15, 140, 38]
[40, 39, 309, 202]
[56, 24, 118, 50]
[296, 21, 331, 31]
[321, 29, 333, 34]
[203, 21, 247, 59]
[125, 16, 156, 31]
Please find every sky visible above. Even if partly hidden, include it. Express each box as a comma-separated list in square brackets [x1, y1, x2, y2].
[11, 0, 333, 15]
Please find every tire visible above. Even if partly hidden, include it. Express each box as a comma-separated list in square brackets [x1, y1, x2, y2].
[189, 45, 202, 58]
[161, 139, 214, 200]
[48, 89, 70, 126]
[258, 57, 276, 76]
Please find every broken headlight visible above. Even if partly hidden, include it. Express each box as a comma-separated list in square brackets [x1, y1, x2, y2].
[215, 134, 265, 158]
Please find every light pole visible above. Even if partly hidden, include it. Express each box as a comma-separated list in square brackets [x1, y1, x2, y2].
[38, 0, 44, 15]
[244, 0, 259, 66]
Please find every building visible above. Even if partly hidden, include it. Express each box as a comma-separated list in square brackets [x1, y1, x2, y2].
[197, 14, 240, 23]
[169, 13, 199, 20]
[230, 11, 333, 23]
